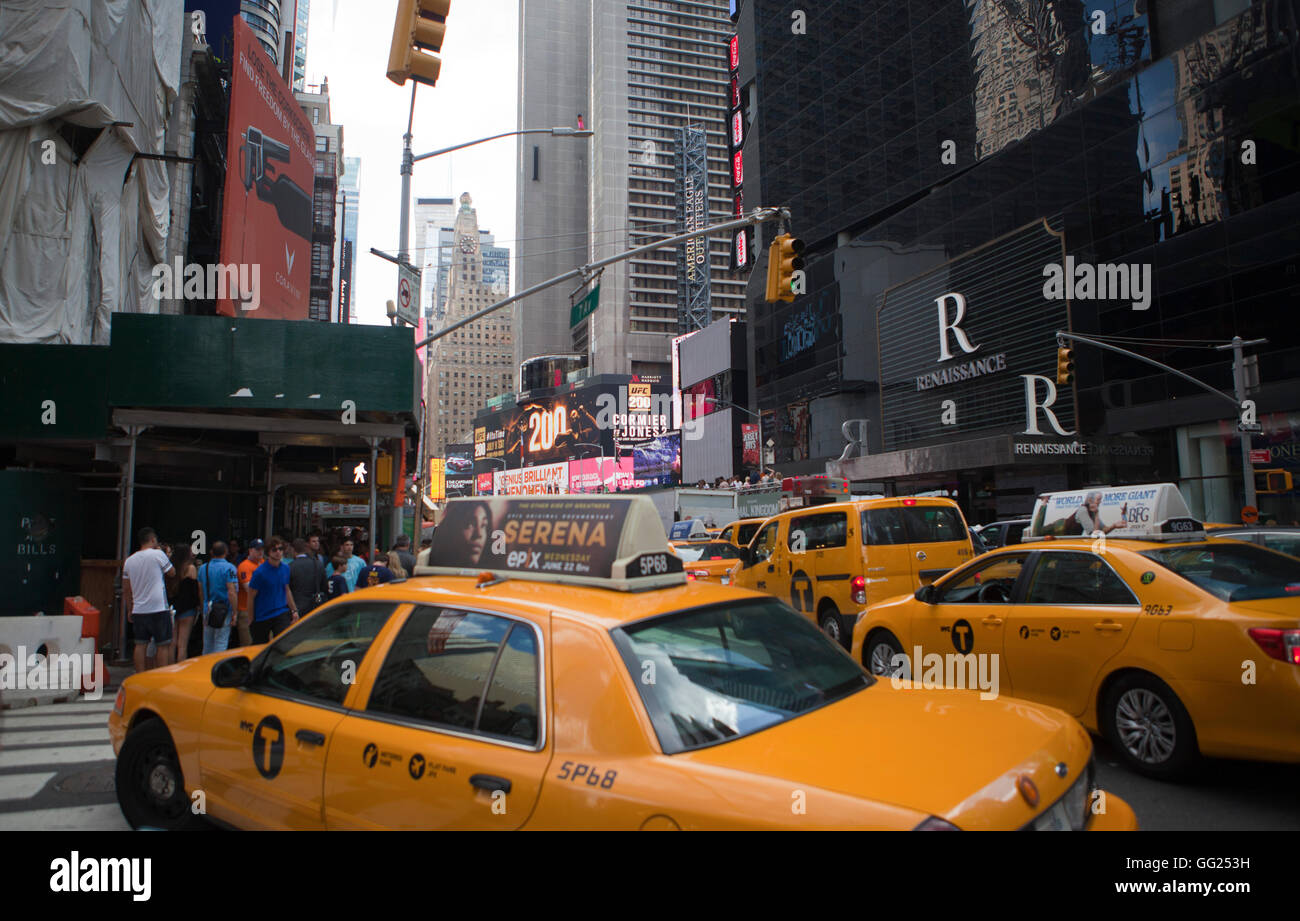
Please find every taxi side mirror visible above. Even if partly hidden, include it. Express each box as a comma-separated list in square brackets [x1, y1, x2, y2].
[212, 655, 252, 688]
[914, 584, 936, 604]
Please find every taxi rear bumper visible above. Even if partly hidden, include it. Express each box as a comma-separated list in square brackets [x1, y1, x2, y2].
[1086, 791, 1139, 830]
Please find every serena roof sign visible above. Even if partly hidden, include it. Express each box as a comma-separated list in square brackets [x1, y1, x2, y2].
[1024, 483, 1203, 542]
[416, 495, 685, 591]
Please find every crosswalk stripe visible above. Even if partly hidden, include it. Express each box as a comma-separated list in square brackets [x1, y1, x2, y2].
[0, 701, 117, 717]
[0, 803, 130, 831]
[0, 744, 116, 769]
[0, 728, 109, 746]
[0, 771, 57, 802]
[0, 713, 111, 727]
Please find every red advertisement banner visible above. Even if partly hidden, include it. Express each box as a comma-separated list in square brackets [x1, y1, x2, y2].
[742, 423, 760, 466]
[218, 16, 314, 319]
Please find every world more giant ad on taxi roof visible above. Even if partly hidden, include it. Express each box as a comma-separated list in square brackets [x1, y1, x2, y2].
[217, 16, 313, 319]
[430, 497, 632, 578]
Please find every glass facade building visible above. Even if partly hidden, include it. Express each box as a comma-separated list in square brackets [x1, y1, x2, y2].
[740, 0, 1300, 524]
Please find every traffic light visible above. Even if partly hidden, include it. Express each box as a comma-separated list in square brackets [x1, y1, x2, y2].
[387, 0, 450, 87]
[1255, 469, 1294, 494]
[765, 233, 804, 302]
[1056, 347, 1075, 385]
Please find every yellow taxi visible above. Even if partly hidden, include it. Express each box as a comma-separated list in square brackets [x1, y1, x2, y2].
[718, 516, 767, 548]
[680, 540, 746, 586]
[734, 496, 974, 648]
[852, 484, 1300, 778]
[109, 495, 1135, 830]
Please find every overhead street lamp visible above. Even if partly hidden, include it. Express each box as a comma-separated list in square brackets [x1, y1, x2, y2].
[572, 442, 607, 493]
[371, 114, 593, 523]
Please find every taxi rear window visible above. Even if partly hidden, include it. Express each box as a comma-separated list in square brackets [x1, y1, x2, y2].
[1141, 543, 1300, 602]
[862, 506, 966, 545]
[611, 600, 871, 754]
[697, 542, 744, 560]
[736, 522, 761, 546]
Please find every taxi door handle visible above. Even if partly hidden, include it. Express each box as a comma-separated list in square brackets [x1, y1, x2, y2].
[981, 616, 1003, 626]
[470, 774, 512, 794]
[1094, 622, 1125, 633]
[767, 564, 775, 573]
[295, 729, 325, 746]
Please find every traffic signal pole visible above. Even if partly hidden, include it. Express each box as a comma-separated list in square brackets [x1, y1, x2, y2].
[1057, 330, 1268, 510]
[413, 206, 791, 349]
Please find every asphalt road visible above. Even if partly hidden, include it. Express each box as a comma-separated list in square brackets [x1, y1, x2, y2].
[1093, 735, 1300, 831]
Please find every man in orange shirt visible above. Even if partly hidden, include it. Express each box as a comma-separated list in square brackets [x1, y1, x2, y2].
[234, 539, 264, 647]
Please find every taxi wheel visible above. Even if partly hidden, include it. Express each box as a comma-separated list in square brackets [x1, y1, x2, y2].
[1102, 674, 1198, 780]
[818, 607, 846, 647]
[863, 631, 905, 677]
[116, 719, 205, 830]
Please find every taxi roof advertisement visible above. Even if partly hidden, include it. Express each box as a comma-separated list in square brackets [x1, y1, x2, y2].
[217, 16, 313, 319]
[1028, 483, 1194, 538]
[430, 496, 632, 578]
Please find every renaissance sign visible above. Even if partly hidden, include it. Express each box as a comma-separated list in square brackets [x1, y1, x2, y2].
[878, 220, 1073, 451]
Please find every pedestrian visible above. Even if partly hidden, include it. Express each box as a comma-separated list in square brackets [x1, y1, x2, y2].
[386, 549, 407, 579]
[306, 530, 325, 564]
[170, 544, 201, 662]
[326, 555, 350, 599]
[235, 539, 264, 647]
[391, 534, 417, 574]
[245, 538, 298, 644]
[289, 537, 328, 617]
[328, 537, 365, 591]
[198, 541, 239, 654]
[228, 538, 243, 565]
[121, 527, 175, 673]
[359, 559, 396, 588]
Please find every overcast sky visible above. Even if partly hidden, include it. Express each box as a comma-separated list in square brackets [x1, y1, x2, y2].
[304, 0, 520, 326]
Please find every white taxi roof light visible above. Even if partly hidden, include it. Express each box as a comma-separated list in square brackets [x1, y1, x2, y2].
[414, 495, 686, 591]
[1022, 483, 1205, 542]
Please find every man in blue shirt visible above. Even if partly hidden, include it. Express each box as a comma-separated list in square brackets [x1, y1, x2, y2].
[197, 541, 240, 654]
[328, 537, 366, 592]
[245, 538, 299, 644]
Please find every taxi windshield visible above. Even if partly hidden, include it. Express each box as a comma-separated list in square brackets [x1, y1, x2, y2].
[612, 600, 871, 754]
[1140, 543, 1300, 602]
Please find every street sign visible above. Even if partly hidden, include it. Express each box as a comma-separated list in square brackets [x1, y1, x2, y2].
[397, 263, 420, 327]
[1249, 448, 1271, 464]
[1238, 422, 1262, 433]
[570, 282, 600, 328]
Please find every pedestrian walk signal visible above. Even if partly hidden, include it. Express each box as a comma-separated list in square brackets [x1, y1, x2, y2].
[1056, 347, 1075, 385]
[338, 456, 393, 487]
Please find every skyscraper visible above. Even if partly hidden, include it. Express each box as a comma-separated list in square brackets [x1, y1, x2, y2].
[292, 0, 310, 91]
[414, 196, 457, 324]
[427, 194, 516, 459]
[515, 0, 742, 379]
[339, 156, 361, 323]
[295, 80, 342, 322]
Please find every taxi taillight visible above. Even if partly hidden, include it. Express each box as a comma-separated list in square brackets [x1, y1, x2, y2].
[113, 687, 124, 716]
[1249, 628, 1300, 665]
[851, 576, 867, 605]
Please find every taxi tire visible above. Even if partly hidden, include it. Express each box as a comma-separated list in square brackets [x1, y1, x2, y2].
[863, 631, 904, 677]
[1101, 673, 1199, 780]
[818, 604, 849, 649]
[115, 719, 206, 831]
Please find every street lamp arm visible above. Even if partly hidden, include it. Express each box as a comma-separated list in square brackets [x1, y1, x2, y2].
[413, 127, 592, 163]
[702, 397, 759, 419]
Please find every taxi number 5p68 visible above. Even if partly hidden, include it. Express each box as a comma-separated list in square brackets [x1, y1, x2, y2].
[640, 553, 669, 575]
[1143, 603, 1172, 616]
[556, 761, 618, 788]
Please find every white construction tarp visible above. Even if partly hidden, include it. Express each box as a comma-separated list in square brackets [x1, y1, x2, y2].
[0, 0, 182, 343]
